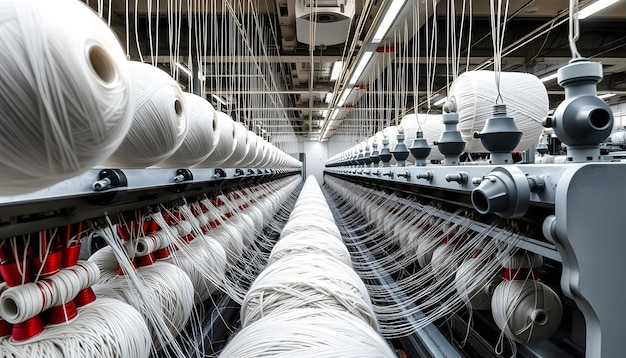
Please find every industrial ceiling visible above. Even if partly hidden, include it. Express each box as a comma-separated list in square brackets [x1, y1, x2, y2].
[96, 0, 626, 144]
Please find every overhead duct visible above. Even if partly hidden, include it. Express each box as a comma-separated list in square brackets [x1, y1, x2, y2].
[295, 0, 355, 47]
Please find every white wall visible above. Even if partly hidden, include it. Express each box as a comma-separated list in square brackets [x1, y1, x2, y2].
[303, 141, 328, 184]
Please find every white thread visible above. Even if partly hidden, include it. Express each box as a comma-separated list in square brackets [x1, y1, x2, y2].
[0, 0, 133, 194]
[450, 70, 548, 153]
[455, 258, 502, 310]
[269, 231, 352, 267]
[104, 61, 188, 168]
[160, 93, 218, 168]
[220, 121, 250, 168]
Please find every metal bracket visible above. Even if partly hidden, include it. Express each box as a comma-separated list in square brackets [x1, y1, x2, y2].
[89, 169, 127, 205]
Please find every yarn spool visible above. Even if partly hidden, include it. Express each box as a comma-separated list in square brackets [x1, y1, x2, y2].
[219, 308, 395, 358]
[449, 70, 548, 153]
[455, 258, 502, 310]
[160, 93, 218, 168]
[88, 246, 118, 283]
[241, 253, 377, 329]
[268, 232, 352, 267]
[491, 280, 563, 343]
[0, 297, 152, 358]
[400, 114, 445, 161]
[611, 130, 626, 145]
[202, 111, 237, 167]
[0, 0, 133, 194]
[238, 131, 259, 167]
[92, 261, 194, 348]
[430, 244, 459, 281]
[209, 227, 244, 263]
[416, 235, 439, 268]
[104, 61, 187, 168]
[220, 122, 250, 168]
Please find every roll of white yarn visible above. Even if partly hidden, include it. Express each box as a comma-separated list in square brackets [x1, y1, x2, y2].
[611, 130, 626, 145]
[201, 111, 237, 167]
[160, 93, 218, 168]
[210, 226, 244, 262]
[238, 131, 259, 167]
[220, 121, 250, 168]
[0, 297, 152, 358]
[491, 280, 563, 343]
[449, 70, 548, 153]
[219, 308, 395, 358]
[430, 244, 459, 281]
[88, 245, 120, 283]
[280, 219, 342, 240]
[249, 140, 265, 168]
[455, 258, 502, 310]
[241, 253, 377, 329]
[104, 61, 187, 168]
[0, 0, 133, 194]
[92, 261, 195, 348]
[401, 114, 445, 161]
[268, 231, 352, 267]
[416, 235, 439, 268]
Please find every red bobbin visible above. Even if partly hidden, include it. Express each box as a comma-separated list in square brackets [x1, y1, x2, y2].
[61, 244, 81, 268]
[31, 250, 62, 278]
[0, 259, 33, 287]
[47, 301, 78, 324]
[12, 315, 44, 341]
[0, 318, 11, 337]
[136, 253, 156, 267]
[74, 287, 97, 307]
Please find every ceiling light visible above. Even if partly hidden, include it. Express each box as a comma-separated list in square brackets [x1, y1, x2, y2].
[598, 93, 616, 99]
[372, 0, 407, 43]
[330, 61, 343, 81]
[433, 97, 447, 106]
[322, 110, 329, 118]
[338, 88, 353, 106]
[349, 52, 374, 85]
[212, 94, 228, 106]
[540, 73, 558, 82]
[175, 62, 192, 76]
[330, 110, 340, 120]
[325, 92, 333, 103]
[578, 0, 620, 19]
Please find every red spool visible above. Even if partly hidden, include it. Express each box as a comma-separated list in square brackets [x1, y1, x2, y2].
[0, 259, 33, 286]
[47, 301, 78, 324]
[74, 287, 97, 307]
[154, 247, 170, 260]
[117, 225, 131, 241]
[61, 244, 81, 268]
[183, 234, 194, 243]
[0, 318, 11, 337]
[201, 226, 209, 234]
[31, 250, 62, 278]
[12, 315, 44, 341]
[136, 253, 155, 267]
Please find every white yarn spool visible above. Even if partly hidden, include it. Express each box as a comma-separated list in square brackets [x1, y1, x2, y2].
[450, 70, 548, 153]
[491, 280, 563, 343]
[219, 308, 394, 358]
[611, 130, 626, 145]
[201, 111, 236, 167]
[280, 219, 341, 240]
[400, 114, 445, 161]
[430, 244, 458, 281]
[0, 0, 133, 194]
[241, 253, 377, 329]
[0, 297, 152, 358]
[220, 121, 249, 168]
[416, 235, 439, 268]
[239, 131, 259, 167]
[269, 232, 352, 267]
[104, 61, 187, 167]
[210, 227, 244, 262]
[160, 93, 218, 168]
[88, 246, 120, 283]
[249, 140, 266, 168]
[455, 258, 502, 310]
[92, 261, 194, 348]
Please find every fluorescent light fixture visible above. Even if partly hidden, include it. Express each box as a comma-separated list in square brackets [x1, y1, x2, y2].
[212, 94, 228, 106]
[598, 93, 616, 99]
[322, 110, 329, 118]
[372, 0, 407, 43]
[325, 92, 333, 103]
[197, 71, 205, 81]
[578, 0, 620, 19]
[349, 52, 374, 85]
[330, 110, 340, 120]
[330, 61, 343, 81]
[540, 73, 559, 82]
[175, 62, 192, 76]
[433, 97, 447, 106]
[328, 120, 335, 127]
[338, 88, 352, 106]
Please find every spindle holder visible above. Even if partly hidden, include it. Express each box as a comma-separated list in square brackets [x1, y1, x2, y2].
[409, 131, 431, 166]
[391, 133, 410, 167]
[544, 58, 613, 163]
[473, 104, 522, 165]
[436, 112, 465, 166]
[379, 139, 393, 167]
[369, 143, 380, 167]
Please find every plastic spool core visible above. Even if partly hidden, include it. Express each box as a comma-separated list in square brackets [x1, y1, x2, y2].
[174, 99, 183, 119]
[532, 309, 548, 325]
[136, 241, 146, 254]
[212, 119, 217, 131]
[2, 296, 18, 320]
[589, 108, 611, 130]
[88, 45, 117, 85]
